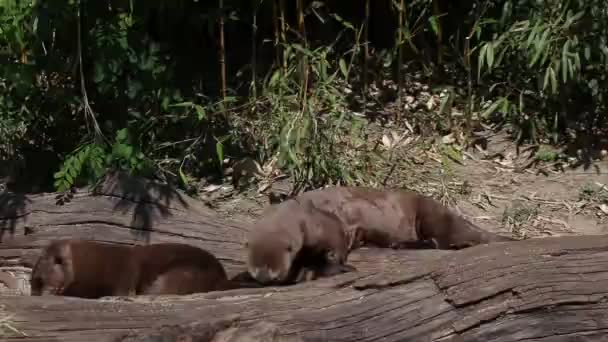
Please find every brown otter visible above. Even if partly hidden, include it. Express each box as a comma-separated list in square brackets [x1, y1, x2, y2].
[30, 239, 248, 298]
[0, 271, 18, 290]
[246, 198, 355, 286]
[294, 186, 515, 250]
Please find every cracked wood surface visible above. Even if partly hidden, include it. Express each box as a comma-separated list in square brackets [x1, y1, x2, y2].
[1, 174, 608, 341]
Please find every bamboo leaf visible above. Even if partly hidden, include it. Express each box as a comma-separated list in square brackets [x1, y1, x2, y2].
[487, 42, 495, 70]
[428, 16, 439, 36]
[339, 58, 348, 78]
[481, 97, 506, 118]
[543, 66, 551, 91]
[169, 101, 194, 108]
[584, 45, 591, 60]
[500, 97, 510, 113]
[215, 139, 224, 167]
[477, 43, 488, 77]
[194, 105, 206, 120]
[529, 28, 549, 67]
[549, 66, 557, 94]
[526, 22, 539, 48]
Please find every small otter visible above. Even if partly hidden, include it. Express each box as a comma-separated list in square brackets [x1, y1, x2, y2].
[0, 271, 18, 290]
[30, 239, 242, 298]
[246, 198, 355, 286]
[294, 186, 515, 250]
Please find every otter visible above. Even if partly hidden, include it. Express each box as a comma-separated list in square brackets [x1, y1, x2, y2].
[0, 271, 18, 290]
[293, 186, 515, 250]
[246, 198, 355, 286]
[30, 239, 248, 298]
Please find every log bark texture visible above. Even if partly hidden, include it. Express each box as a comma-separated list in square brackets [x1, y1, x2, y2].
[1, 173, 608, 342]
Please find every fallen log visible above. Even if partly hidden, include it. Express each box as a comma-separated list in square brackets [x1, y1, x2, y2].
[1, 173, 608, 341]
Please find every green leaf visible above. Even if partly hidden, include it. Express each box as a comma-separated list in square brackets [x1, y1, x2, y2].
[529, 28, 550, 68]
[53, 179, 63, 189]
[93, 63, 104, 83]
[500, 97, 510, 114]
[127, 81, 143, 99]
[561, 42, 569, 84]
[68, 164, 78, 179]
[215, 140, 224, 166]
[161, 96, 170, 111]
[193, 105, 206, 120]
[486, 42, 495, 70]
[65, 172, 73, 184]
[178, 165, 189, 187]
[543, 66, 551, 91]
[526, 22, 539, 48]
[481, 97, 507, 118]
[115, 143, 133, 158]
[477, 43, 488, 78]
[428, 16, 440, 36]
[549, 67, 557, 94]
[169, 101, 194, 108]
[116, 128, 128, 142]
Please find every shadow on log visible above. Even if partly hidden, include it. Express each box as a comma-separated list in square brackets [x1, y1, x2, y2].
[1, 173, 608, 341]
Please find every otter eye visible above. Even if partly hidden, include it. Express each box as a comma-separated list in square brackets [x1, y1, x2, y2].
[54, 257, 63, 265]
[286, 245, 293, 253]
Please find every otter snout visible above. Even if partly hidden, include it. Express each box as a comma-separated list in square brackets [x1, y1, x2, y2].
[248, 266, 284, 285]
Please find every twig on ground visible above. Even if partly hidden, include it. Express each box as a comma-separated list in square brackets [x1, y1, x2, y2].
[536, 215, 572, 232]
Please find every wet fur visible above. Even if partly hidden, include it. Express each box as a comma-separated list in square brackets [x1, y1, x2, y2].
[294, 186, 515, 250]
[246, 198, 354, 285]
[30, 239, 236, 298]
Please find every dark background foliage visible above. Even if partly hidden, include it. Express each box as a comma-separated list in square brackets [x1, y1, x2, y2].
[1, 0, 606, 194]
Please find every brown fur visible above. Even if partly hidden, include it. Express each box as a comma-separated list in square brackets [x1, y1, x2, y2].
[295, 186, 515, 250]
[246, 198, 355, 285]
[0, 271, 18, 290]
[30, 239, 237, 298]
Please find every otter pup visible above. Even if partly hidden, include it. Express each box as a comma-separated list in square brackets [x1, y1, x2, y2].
[246, 198, 355, 286]
[30, 239, 243, 298]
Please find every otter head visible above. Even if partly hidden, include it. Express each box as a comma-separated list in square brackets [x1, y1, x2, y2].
[30, 241, 74, 296]
[245, 227, 303, 285]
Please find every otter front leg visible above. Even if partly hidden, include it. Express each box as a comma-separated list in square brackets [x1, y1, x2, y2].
[294, 263, 356, 283]
[323, 250, 357, 276]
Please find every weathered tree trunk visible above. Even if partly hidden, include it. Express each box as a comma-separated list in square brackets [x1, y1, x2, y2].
[1, 173, 608, 341]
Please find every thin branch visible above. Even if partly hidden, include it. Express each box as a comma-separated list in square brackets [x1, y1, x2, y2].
[77, 0, 107, 145]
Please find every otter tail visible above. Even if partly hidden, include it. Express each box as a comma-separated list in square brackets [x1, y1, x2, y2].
[450, 218, 516, 249]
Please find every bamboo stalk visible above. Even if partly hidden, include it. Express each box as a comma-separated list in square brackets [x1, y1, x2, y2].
[279, 0, 287, 72]
[432, 0, 443, 65]
[297, 0, 309, 107]
[272, 0, 281, 68]
[363, 0, 370, 112]
[219, 0, 227, 101]
[397, 0, 405, 122]
[251, 0, 258, 99]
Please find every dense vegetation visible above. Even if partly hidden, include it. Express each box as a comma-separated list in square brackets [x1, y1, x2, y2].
[1, 0, 606, 195]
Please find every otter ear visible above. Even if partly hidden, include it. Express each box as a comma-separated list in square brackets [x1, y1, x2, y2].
[243, 241, 249, 248]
